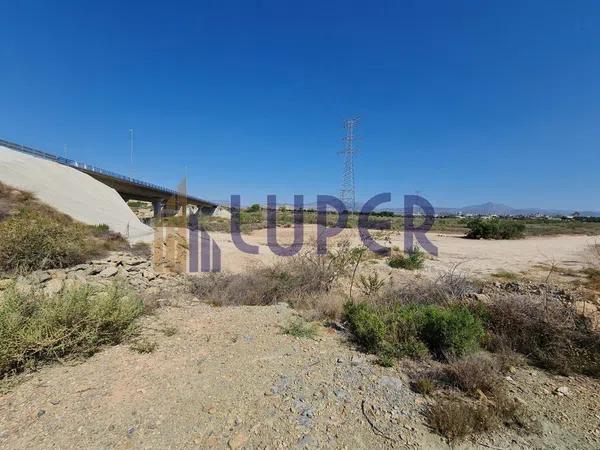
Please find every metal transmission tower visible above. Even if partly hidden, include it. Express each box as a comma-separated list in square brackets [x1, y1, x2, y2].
[339, 118, 358, 212]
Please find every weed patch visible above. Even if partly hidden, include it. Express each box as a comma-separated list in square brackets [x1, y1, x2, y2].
[388, 247, 425, 270]
[283, 318, 319, 339]
[130, 338, 157, 353]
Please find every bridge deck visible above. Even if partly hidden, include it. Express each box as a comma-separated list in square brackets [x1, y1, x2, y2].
[0, 138, 216, 208]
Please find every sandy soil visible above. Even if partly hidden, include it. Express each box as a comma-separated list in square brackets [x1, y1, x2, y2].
[2, 302, 600, 450]
[197, 225, 598, 279]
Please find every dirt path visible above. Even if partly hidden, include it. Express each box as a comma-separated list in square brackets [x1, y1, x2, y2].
[2, 302, 599, 449]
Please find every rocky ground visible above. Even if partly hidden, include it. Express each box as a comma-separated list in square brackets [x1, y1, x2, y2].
[1, 250, 600, 449]
[0, 252, 185, 300]
[1, 297, 600, 449]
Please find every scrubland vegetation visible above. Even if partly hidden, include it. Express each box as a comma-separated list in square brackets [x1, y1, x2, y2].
[0, 283, 144, 376]
[3, 181, 600, 444]
[465, 217, 525, 239]
[0, 182, 146, 274]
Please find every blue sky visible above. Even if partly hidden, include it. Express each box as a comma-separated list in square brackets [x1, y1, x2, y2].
[1, 1, 599, 210]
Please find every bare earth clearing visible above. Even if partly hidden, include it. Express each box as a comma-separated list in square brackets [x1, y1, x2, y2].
[209, 225, 596, 279]
[2, 302, 600, 449]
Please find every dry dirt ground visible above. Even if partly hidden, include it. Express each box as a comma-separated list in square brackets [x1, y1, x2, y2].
[205, 225, 597, 278]
[2, 301, 600, 449]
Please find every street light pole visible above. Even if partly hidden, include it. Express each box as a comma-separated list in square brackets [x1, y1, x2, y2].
[129, 128, 134, 179]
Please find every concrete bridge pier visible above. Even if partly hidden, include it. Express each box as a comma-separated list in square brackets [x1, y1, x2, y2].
[153, 200, 164, 218]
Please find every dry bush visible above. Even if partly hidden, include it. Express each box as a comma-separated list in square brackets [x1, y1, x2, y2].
[374, 268, 475, 308]
[294, 292, 345, 321]
[445, 353, 501, 396]
[482, 294, 600, 376]
[189, 241, 363, 317]
[428, 391, 523, 441]
[428, 395, 499, 440]
[412, 374, 438, 395]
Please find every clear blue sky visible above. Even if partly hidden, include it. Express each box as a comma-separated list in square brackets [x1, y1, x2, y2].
[1, 1, 599, 210]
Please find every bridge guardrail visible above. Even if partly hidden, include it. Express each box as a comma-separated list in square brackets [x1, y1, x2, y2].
[0, 138, 215, 206]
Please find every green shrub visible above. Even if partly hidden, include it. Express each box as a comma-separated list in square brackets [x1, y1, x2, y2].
[465, 218, 525, 240]
[343, 302, 388, 353]
[0, 283, 144, 375]
[344, 302, 484, 361]
[387, 247, 425, 270]
[415, 305, 484, 357]
[246, 203, 261, 213]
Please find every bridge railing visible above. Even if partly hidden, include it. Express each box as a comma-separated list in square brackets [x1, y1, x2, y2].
[0, 138, 215, 205]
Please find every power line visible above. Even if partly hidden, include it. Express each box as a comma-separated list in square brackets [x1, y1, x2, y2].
[339, 118, 358, 212]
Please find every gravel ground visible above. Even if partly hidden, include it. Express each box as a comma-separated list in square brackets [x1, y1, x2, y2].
[1, 302, 599, 449]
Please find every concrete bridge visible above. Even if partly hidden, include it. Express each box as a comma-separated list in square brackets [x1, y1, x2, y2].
[0, 138, 217, 217]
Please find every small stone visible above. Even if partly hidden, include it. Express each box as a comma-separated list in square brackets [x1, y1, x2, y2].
[302, 408, 315, 418]
[555, 386, 570, 396]
[85, 266, 103, 276]
[37, 410, 46, 418]
[44, 279, 64, 296]
[52, 270, 67, 280]
[298, 435, 315, 448]
[49, 399, 60, 405]
[350, 355, 365, 366]
[142, 270, 157, 281]
[99, 267, 119, 278]
[127, 426, 136, 436]
[32, 271, 51, 283]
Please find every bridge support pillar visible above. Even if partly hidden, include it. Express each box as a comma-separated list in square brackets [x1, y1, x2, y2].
[152, 200, 164, 218]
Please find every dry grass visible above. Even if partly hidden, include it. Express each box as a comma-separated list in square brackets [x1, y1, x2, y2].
[374, 268, 475, 307]
[130, 337, 158, 354]
[428, 394, 505, 441]
[189, 241, 362, 320]
[481, 294, 600, 376]
[0, 182, 136, 274]
[445, 353, 501, 396]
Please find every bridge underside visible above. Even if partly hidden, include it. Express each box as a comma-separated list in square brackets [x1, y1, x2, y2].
[80, 170, 217, 218]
